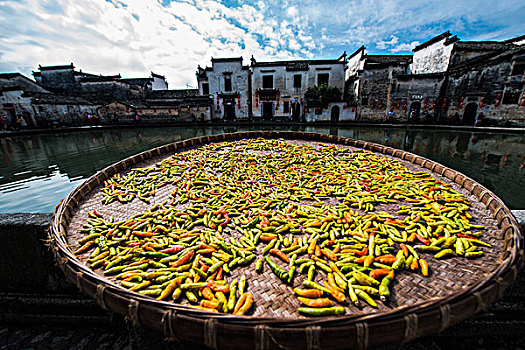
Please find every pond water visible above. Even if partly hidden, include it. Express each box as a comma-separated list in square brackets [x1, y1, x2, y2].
[0, 125, 523, 213]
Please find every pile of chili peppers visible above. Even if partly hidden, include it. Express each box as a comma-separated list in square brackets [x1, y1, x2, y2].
[75, 138, 489, 316]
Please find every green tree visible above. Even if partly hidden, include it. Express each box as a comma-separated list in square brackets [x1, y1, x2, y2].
[304, 84, 342, 108]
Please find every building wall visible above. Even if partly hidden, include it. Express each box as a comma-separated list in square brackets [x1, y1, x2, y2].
[40, 68, 77, 92]
[304, 102, 355, 122]
[251, 61, 346, 119]
[446, 56, 525, 126]
[33, 103, 97, 127]
[0, 90, 36, 126]
[412, 38, 453, 74]
[392, 75, 446, 123]
[199, 59, 250, 120]
[152, 76, 168, 90]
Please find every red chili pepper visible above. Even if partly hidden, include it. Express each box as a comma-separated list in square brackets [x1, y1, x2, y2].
[415, 233, 430, 245]
[92, 209, 104, 218]
[270, 249, 290, 263]
[260, 235, 277, 242]
[159, 247, 181, 254]
[400, 244, 409, 257]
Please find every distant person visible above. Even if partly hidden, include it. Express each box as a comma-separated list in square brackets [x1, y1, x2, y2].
[135, 114, 140, 124]
[87, 114, 93, 126]
[409, 109, 417, 124]
[388, 110, 394, 124]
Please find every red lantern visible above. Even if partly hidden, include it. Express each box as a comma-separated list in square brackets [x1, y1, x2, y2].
[370, 100, 375, 110]
[343, 104, 347, 109]
[305, 107, 309, 113]
[352, 107, 355, 112]
[520, 93, 525, 106]
[139, 109, 142, 113]
[196, 107, 199, 112]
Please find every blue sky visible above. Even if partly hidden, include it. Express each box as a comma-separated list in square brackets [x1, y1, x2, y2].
[0, 0, 523, 88]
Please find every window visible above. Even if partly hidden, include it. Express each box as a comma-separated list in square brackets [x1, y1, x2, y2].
[502, 91, 521, 105]
[511, 62, 525, 76]
[283, 101, 290, 113]
[262, 75, 273, 89]
[224, 77, 232, 92]
[317, 73, 329, 86]
[202, 82, 209, 95]
[502, 83, 523, 105]
[293, 74, 302, 88]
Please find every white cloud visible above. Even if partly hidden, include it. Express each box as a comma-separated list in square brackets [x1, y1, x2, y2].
[0, 0, 522, 87]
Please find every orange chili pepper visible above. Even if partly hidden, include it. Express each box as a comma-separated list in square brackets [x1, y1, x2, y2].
[419, 259, 429, 276]
[74, 241, 95, 254]
[315, 245, 322, 257]
[208, 280, 229, 293]
[375, 256, 397, 264]
[415, 233, 430, 245]
[333, 242, 341, 254]
[132, 231, 153, 238]
[270, 249, 290, 263]
[369, 268, 391, 280]
[171, 250, 194, 267]
[407, 232, 416, 243]
[297, 296, 332, 308]
[410, 258, 419, 271]
[400, 244, 409, 257]
[200, 299, 221, 309]
[321, 248, 337, 261]
[325, 285, 346, 303]
[308, 240, 317, 255]
[294, 288, 324, 298]
[201, 286, 215, 300]
[233, 292, 253, 315]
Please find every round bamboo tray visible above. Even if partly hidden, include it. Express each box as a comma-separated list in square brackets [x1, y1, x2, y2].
[49, 131, 523, 350]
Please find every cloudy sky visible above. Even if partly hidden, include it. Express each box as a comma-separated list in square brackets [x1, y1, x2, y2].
[0, 0, 523, 88]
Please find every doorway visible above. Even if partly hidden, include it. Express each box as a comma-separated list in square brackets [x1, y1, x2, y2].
[224, 104, 235, 120]
[330, 105, 340, 123]
[463, 103, 477, 125]
[409, 102, 421, 123]
[262, 102, 273, 120]
[291, 102, 301, 121]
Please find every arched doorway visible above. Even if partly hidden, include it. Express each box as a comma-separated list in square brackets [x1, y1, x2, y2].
[409, 102, 421, 123]
[463, 103, 477, 125]
[330, 105, 340, 123]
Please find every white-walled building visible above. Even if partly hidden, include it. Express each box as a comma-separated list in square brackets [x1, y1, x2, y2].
[250, 54, 349, 121]
[196, 57, 251, 121]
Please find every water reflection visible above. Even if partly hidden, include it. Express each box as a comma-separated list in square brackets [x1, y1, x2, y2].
[0, 126, 523, 212]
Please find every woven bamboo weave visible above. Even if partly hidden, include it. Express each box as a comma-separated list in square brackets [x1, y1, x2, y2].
[49, 131, 523, 350]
